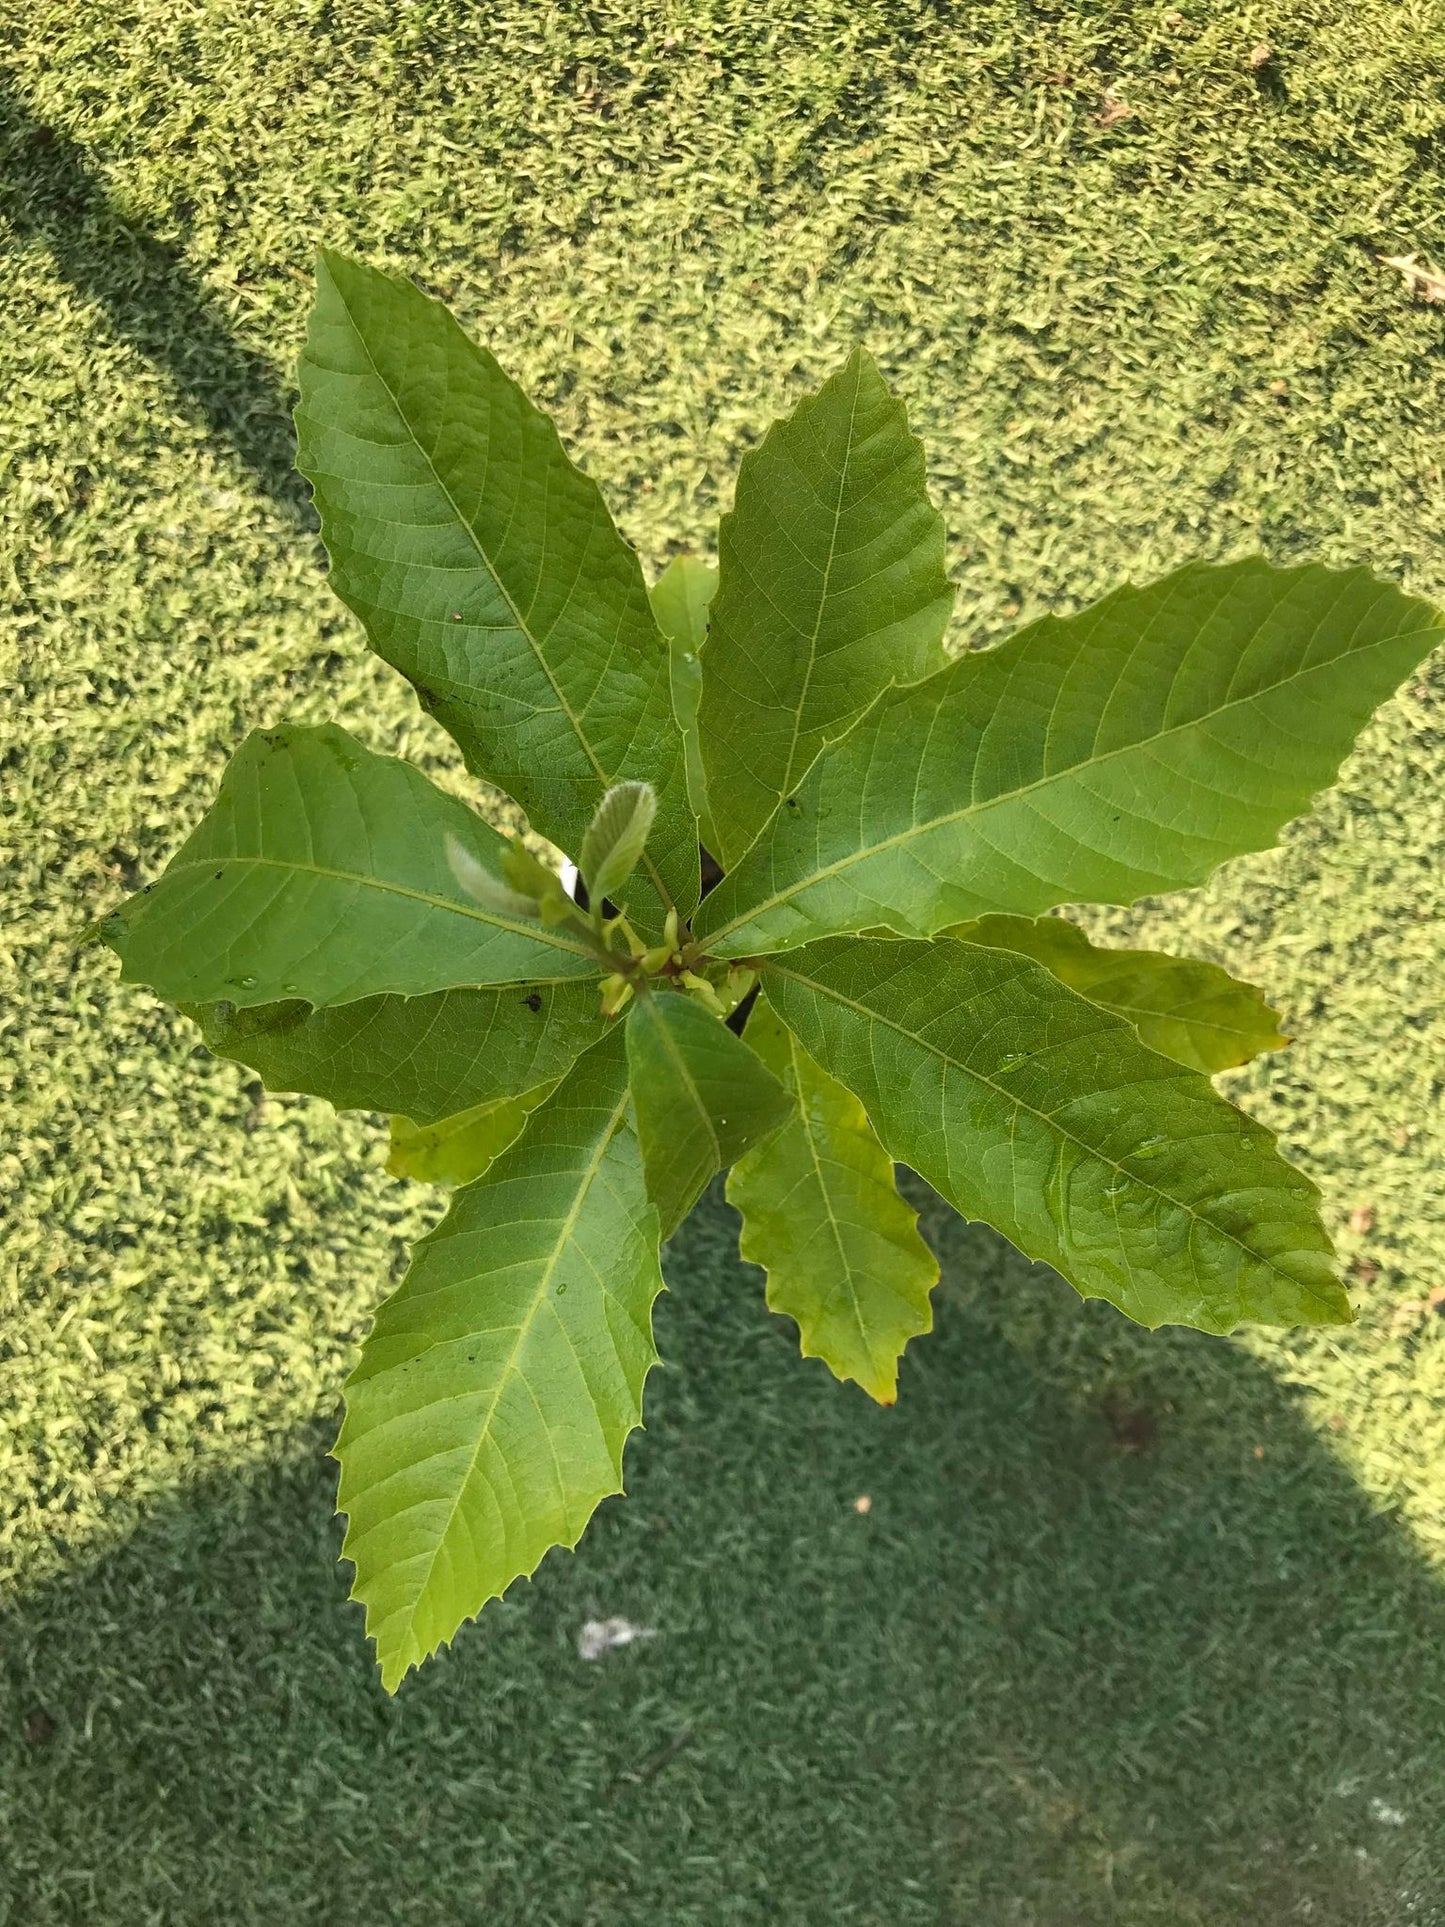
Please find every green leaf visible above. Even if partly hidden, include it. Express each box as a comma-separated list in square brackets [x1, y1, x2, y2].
[699, 560, 1443, 956]
[945, 914, 1288, 1075]
[649, 555, 718, 854]
[578, 781, 657, 912]
[729, 996, 937, 1404]
[625, 990, 794, 1237]
[337, 1031, 663, 1692]
[103, 724, 595, 1008]
[189, 981, 605, 1126]
[296, 249, 697, 921]
[387, 1080, 558, 1185]
[697, 348, 953, 868]
[763, 937, 1349, 1335]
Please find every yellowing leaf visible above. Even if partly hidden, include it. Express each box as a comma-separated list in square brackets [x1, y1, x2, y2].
[387, 1081, 558, 1185]
[729, 996, 937, 1403]
[944, 915, 1288, 1074]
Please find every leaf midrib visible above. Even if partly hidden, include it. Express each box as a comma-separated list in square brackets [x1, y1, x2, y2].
[644, 995, 721, 1176]
[704, 606, 1438, 948]
[765, 955, 1338, 1315]
[1078, 984, 1272, 1045]
[775, 356, 865, 812]
[324, 268, 677, 914]
[153, 853, 593, 959]
[786, 1030, 880, 1372]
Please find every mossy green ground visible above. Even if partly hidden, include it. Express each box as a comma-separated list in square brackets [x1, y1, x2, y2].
[3, 3, 1444, 1920]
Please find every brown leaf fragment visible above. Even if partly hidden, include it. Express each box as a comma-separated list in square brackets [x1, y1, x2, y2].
[1247, 41, 1275, 69]
[1348, 1203, 1375, 1235]
[1095, 89, 1134, 126]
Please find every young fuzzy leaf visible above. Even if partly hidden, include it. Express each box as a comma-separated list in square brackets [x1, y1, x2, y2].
[445, 833, 543, 923]
[502, 837, 570, 916]
[763, 937, 1349, 1335]
[387, 1080, 558, 1186]
[579, 781, 657, 912]
[649, 555, 719, 855]
[296, 251, 696, 925]
[729, 996, 938, 1403]
[103, 725, 594, 1009]
[699, 560, 1443, 956]
[337, 1031, 663, 1693]
[625, 991, 794, 1237]
[697, 348, 953, 867]
[946, 915, 1288, 1075]
[188, 982, 605, 1127]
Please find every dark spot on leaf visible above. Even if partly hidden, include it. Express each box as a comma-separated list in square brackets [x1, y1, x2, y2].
[524, 992, 543, 1013]
[785, 797, 799, 808]
[214, 871, 223, 880]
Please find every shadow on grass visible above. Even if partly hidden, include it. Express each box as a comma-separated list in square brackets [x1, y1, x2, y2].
[0, 69, 308, 519]
[2, 1191, 1442, 1926]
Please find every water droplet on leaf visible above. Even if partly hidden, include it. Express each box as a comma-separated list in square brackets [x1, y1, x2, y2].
[997, 1052, 1029, 1073]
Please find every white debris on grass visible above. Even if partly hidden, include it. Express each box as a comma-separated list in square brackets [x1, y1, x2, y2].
[1370, 1797, 1407, 1827]
[577, 1616, 658, 1661]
